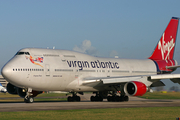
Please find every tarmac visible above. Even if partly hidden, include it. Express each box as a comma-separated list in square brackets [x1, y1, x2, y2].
[1, 94, 180, 112]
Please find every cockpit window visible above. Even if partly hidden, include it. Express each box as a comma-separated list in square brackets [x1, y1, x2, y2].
[16, 52, 30, 55]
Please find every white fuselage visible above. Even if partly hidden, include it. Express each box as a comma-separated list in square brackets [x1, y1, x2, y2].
[2, 48, 157, 92]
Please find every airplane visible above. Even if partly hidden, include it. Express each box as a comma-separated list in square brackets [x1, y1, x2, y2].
[0, 83, 7, 93]
[1, 17, 180, 103]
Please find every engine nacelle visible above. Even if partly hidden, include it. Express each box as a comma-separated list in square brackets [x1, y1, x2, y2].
[124, 81, 147, 96]
[7, 83, 42, 98]
[7, 83, 17, 94]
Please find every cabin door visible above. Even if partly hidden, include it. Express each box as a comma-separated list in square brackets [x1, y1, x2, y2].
[45, 64, 50, 77]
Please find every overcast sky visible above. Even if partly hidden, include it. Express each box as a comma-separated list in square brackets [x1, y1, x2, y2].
[1, 0, 180, 90]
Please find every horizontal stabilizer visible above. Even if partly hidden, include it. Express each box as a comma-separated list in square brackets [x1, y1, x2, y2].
[166, 65, 180, 69]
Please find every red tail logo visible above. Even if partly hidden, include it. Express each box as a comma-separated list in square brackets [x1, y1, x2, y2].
[149, 17, 179, 60]
[158, 33, 175, 60]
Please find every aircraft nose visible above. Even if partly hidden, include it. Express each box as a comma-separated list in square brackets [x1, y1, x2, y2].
[1, 64, 12, 79]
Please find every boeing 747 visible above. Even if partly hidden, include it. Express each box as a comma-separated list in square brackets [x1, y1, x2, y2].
[1, 17, 180, 103]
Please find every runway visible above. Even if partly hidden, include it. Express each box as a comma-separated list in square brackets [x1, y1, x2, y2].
[1, 94, 180, 112]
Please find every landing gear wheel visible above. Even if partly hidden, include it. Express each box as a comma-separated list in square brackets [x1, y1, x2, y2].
[75, 96, 80, 102]
[68, 96, 73, 102]
[68, 96, 81, 102]
[29, 97, 34, 103]
[91, 96, 95, 101]
[90, 96, 103, 102]
[124, 96, 129, 101]
[119, 96, 124, 102]
[24, 97, 34, 103]
[107, 96, 112, 102]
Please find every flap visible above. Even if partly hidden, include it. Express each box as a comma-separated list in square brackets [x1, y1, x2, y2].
[150, 74, 180, 80]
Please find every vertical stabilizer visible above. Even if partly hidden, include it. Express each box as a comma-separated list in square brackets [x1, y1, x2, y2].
[149, 17, 179, 60]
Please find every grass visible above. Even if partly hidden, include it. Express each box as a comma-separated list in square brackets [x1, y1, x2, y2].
[0, 107, 180, 120]
[1, 92, 180, 119]
[0, 93, 67, 103]
[0, 92, 67, 98]
[139, 91, 180, 99]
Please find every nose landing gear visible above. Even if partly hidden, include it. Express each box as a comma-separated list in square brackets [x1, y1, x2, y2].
[24, 88, 34, 103]
[24, 96, 34, 103]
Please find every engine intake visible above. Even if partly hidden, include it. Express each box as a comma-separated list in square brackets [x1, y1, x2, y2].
[7, 83, 17, 94]
[124, 81, 147, 96]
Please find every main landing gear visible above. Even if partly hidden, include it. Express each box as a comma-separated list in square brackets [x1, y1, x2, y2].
[67, 92, 81, 102]
[90, 92, 103, 102]
[90, 91, 129, 102]
[106, 85, 129, 102]
[107, 95, 129, 102]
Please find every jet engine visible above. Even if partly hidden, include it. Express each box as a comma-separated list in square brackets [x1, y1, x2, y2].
[6, 83, 17, 94]
[124, 81, 147, 96]
[7, 83, 42, 98]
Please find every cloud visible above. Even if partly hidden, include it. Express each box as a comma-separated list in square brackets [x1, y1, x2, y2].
[73, 40, 97, 55]
[109, 50, 119, 58]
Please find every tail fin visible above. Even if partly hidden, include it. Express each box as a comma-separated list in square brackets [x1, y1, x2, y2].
[149, 17, 179, 60]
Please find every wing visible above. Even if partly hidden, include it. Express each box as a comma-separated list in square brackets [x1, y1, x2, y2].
[82, 74, 180, 86]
